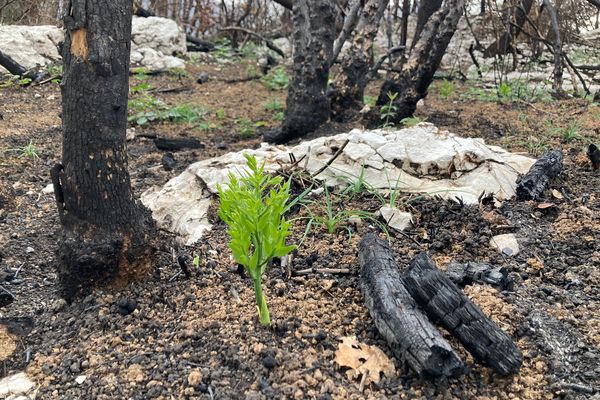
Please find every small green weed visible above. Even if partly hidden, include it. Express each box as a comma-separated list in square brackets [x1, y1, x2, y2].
[563, 121, 581, 142]
[19, 140, 40, 160]
[363, 95, 377, 107]
[438, 79, 455, 99]
[400, 116, 424, 128]
[261, 67, 289, 91]
[380, 91, 398, 128]
[237, 118, 256, 138]
[264, 99, 284, 112]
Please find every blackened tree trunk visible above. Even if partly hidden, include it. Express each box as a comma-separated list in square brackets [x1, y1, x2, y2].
[56, 0, 157, 297]
[399, 0, 411, 47]
[483, 0, 534, 58]
[374, 0, 464, 125]
[330, 0, 389, 121]
[263, 0, 336, 143]
[411, 0, 443, 49]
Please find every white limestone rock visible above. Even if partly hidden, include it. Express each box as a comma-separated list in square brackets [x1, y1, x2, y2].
[379, 207, 413, 232]
[0, 372, 35, 399]
[131, 16, 186, 56]
[0, 25, 62, 71]
[142, 125, 535, 244]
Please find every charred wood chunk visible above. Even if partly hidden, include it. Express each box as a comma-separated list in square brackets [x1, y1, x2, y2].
[404, 253, 522, 375]
[358, 234, 464, 378]
[588, 143, 600, 170]
[154, 137, 204, 152]
[516, 150, 563, 201]
[446, 262, 513, 291]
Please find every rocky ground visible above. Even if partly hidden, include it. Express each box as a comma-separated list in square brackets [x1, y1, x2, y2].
[1, 53, 599, 399]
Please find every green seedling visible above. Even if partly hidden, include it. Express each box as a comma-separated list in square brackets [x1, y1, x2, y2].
[264, 99, 284, 112]
[192, 255, 200, 268]
[261, 67, 289, 91]
[563, 121, 581, 142]
[400, 116, 424, 128]
[217, 154, 296, 326]
[380, 91, 398, 128]
[438, 79, 455, 99]
[19, 140, 40, 160]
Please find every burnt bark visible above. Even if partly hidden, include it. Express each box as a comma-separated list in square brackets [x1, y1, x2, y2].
[411, 0, 443, 49]
[330, 0, 389, 121]
[0, 49, 27, 76]
[483, 0, 534, 58]
[516, 150, 563, 201]
[358, 234, 465, 378]
[404, 253, 523, 376]
[542, 0, 563, 94]
[58, 0, 157, 298]
[263, 0, 336, 143]
[153, 137, 204, 151]
[374, 0, 464, 125]
[445, 262, 513, 290]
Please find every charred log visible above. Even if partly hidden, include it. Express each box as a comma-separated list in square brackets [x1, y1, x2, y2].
[358, 234, 464, 378]
[153, 137, 204, 151]
[403, 253, 523, 376]
[516, 150, 563, 201]
[186, 35, 215, 52]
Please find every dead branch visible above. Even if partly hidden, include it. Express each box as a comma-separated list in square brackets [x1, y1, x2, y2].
[218, 26, 286, 57]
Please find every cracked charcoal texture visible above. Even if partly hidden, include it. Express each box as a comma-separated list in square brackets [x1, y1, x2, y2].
[358, 234, 464, 378]
[403, 253, 523, 375]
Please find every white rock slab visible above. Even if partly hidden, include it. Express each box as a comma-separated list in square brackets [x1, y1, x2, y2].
[0, 372, 35, 399]
[0, 25, 62, 70]
[142, 124, 535, 244]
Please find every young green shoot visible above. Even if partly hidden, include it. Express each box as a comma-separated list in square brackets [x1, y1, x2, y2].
[217, 155, 296, 326]
[380, 91, 398, 128]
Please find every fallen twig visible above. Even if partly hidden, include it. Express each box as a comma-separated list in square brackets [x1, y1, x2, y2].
[311, 139, 349, 178]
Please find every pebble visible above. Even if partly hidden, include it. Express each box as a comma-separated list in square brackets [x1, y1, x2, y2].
[25, 246, 34, 253]
[187, 369, 202, 386]
[75, 375, 86, 384]
[262, 355, 277, 369]
[42, 184, 54, 194]
[51, 298, 67, 313]
[489, 234, 520, 256]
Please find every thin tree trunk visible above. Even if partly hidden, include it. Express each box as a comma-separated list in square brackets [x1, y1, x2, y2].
[399, 0, 411, 46]
[374, 0, 464, 125]
[411, 0, 443, 49]
[57, 0, 157, 297]
[330, 0, 389, 121]
[331, 0, 362, 65]
[542, 0, 563, 94]
[483, 0, 534, 58]
[264, 0, 336, 143]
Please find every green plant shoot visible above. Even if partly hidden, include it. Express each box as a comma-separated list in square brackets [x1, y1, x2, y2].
[217, 154, 296, 325]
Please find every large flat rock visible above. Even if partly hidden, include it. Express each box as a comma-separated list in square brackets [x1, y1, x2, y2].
[142, 124, 535, 245]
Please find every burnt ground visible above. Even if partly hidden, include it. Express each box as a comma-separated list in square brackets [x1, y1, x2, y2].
[0, 56, 599, 399]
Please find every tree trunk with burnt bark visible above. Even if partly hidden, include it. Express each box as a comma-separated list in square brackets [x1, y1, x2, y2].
[263, 0, 336, 143]
[330, 0, 389, 121]
[374, 0, 464, 125]
[483, 0, 534, 58]
[411, 0, 443, 48]
[56, 0, 157, 298]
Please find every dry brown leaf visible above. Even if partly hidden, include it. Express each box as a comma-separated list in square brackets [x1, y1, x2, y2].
[334, 336, 395, 386]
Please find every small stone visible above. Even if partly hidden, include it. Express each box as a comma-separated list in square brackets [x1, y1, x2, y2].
[187, 369, 202, 386]
[25, 246, 34, 253]
[70, 361, 80, 373]
[196, 72, 210, 84]
[116, 298, 137, 316]
[490, 234, 520, 256]
[51, 298, 67, 313]
[126, 128, 136, 141]
[162, 152, 177, 171]
[379, 206, 413, 232]
[34, 93, 41, 99]
[75, 375, 86, 384]
[42, 184, 54, 194]
[125, 363, 145, 383]
[262, 355, 277, 369]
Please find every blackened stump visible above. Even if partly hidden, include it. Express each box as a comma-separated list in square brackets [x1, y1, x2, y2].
[57, 0, 157, 298]
[516, 150, 563, 201]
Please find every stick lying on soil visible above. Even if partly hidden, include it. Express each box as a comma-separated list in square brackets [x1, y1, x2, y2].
[358, 234, 464, 378]
[403, 253, 523, 375]
[516, 150, 563, 201]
